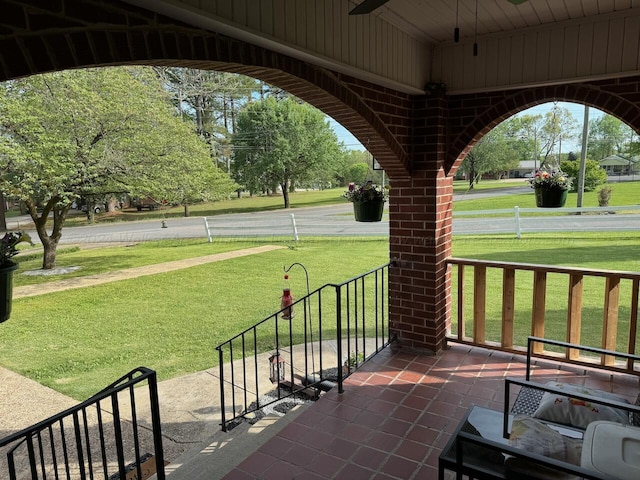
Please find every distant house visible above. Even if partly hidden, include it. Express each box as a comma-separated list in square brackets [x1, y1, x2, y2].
[599, 154, 639, 175]
[508, 160, 537, 178]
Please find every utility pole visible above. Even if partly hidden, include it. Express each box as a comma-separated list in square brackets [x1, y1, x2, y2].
[577, 106, 590, 208]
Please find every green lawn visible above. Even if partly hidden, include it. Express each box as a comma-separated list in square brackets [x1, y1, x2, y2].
[3, 182, 640, 401]
[454, 180, 640, 211]
[62, 188, 350, 227]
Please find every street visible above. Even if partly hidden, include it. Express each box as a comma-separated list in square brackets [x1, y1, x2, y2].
[7, 185, 640, 244]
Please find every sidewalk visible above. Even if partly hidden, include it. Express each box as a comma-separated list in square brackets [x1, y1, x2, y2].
[13, 245, 286, 298]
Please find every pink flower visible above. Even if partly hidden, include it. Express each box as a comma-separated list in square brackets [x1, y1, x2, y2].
[348, 182, 355, 191]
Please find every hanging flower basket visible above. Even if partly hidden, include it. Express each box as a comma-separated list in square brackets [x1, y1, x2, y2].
[528, 169, 571, 209]
[535, 188, 568, 208]
[353, 199, 385, 222]
[343, 181, 388, 222]
[0, 231, 33, 323]
[0, 262, 18, 323]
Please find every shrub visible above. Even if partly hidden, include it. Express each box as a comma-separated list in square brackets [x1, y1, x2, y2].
[598, 186, 613, 207]
[560, 159, 608, 192]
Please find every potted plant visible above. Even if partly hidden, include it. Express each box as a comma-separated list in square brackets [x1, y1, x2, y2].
[343, 181, 389, 222]
[527, 169, 572, 208]
[0, 231, 33, 323]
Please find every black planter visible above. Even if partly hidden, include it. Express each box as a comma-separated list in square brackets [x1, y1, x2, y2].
[535, 188, 568, 208]
[0, 262, 18, 323]
[353, 199, 385, 222]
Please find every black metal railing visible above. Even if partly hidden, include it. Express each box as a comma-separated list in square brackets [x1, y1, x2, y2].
[0, 367, 165, 480]
[216, 263, 392, 431]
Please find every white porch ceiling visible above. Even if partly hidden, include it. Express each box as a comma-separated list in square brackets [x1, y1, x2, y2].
[363, 0, 640, 45]
[127, 1, 640, 94]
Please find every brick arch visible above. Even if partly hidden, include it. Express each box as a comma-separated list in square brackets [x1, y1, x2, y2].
[445, 79, 640, 175]
[0, 0, 411, 177]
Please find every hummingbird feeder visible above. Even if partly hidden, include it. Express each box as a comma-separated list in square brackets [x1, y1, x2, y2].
[280, 274, 294, 320]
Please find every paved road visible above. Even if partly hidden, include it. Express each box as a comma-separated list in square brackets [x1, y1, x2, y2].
[7, 186, 640, 243]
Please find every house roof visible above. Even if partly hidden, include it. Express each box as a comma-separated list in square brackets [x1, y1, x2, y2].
[599, 155, 638, 167]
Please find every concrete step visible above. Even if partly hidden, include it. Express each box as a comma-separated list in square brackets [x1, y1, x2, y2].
[161, 403, 312, 479]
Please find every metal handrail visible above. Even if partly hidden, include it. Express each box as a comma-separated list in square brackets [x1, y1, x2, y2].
[216, 263, 392, 431]
[0, 367, 165, 480]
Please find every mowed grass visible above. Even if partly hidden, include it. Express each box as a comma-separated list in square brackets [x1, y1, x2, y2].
[454, 179, 640, 211]
[12, 239, 266, 287]
[1, 238, 389, 399]
[62, 188, 350, 227]
[3, 181, 640, 400]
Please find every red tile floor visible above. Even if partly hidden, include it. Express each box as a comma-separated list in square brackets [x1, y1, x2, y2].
[223, 343, 638, 480]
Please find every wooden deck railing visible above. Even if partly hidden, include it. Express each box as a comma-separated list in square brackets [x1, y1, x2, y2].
[447, 257, 640, 374]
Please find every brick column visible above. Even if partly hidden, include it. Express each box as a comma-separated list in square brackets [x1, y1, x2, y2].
[389, 91, 452, 354]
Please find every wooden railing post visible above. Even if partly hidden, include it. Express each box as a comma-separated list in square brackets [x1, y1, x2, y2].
[457, 264, 465, 340]
[501, 268, 515, 348]
[531, 271, 547, 354]
[628, 279, 639, 371]
[566, 274, 583, 360]
[602, 276, 620, 365]
[473, 266, 487, 344]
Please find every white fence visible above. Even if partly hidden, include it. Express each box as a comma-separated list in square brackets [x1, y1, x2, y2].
[203, 213, 299, 242]
[453, 204, 640, 237]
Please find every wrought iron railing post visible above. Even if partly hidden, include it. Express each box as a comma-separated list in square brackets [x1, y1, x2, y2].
[217, 347, 227, 432]
[148, 371, 166, 480]
[336, 284, 344, 394]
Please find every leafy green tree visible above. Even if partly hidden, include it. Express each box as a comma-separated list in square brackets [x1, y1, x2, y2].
[538, 104, 578, 168]
[0, 67, 234, 269]
[231, 97, 341, 208]
[347, 163, 370, 185]
[560, 159, 608, 192]
[460, 120, 519, 186]
[155, 68, 260, 173]
[588, 115, 635, 160]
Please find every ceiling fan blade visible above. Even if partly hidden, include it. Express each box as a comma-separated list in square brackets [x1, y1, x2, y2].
[349, 0, 391, 16]
[506, 0, 528, 4]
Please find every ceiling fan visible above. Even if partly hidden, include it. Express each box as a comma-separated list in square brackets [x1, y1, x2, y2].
[349, 0, 528, 16]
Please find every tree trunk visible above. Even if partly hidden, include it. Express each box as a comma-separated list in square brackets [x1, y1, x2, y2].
[183, 203, 190, 217]
[26, 199, 69, 270]
[42, 237, 59, 270]
[107, 197, 119, 212]
[0, 192, 7, 231]
[281, 182, 290, 208]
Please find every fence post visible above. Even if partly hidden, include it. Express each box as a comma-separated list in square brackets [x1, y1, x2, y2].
[290, 213, 299, 241]
[203, 217, 212, 243]
[514, 206, 521, 239]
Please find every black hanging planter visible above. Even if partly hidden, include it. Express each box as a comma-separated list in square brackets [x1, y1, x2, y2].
[535, 188, 568, 208]
[0, 262, 18, 323]
[353, 199, 385, 222]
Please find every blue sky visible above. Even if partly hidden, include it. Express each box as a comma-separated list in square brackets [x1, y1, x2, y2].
[328, 102, 605, 153]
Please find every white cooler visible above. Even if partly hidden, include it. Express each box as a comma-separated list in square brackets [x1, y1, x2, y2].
[581, 421, 640, 480]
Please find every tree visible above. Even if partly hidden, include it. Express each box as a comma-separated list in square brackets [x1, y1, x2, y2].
[560, 159, 607, 192]
[0, 67, 235, 269]
[460, 120, 519, 186]
[587, 115, 635, 161]
[231, 97, 341, 208]
[537, 104, 579, 169]
[155, 68, 260, 173]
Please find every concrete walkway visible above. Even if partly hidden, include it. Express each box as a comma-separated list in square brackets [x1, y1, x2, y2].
[14, 245, 285, 298]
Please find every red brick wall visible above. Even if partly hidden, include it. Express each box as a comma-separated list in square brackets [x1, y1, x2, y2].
[388, 92, 452, 354]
